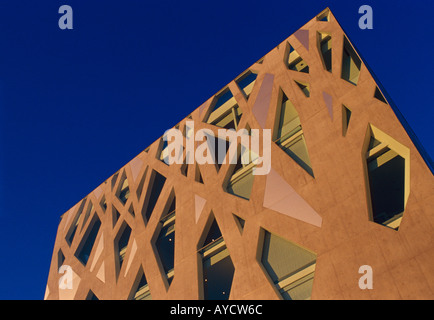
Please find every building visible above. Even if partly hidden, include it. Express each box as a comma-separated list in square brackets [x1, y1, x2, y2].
[45, 8, 434, 300]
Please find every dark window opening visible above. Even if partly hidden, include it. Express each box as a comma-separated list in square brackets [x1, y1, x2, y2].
[274, 92, 313, 177]
[117, 177, 130, 205]
[286, 44, 309, 73]
[342, 105, 352, 136]
[368, 150, 405, 227]
[86, 290, 99, 300]
[318, 33, 332, 72]
[116, 223, 132, 274]
[142, 171, 166, 223]
[341, 36, 361, 85]
[75, 217, 101, 266]
[156, 212, 175, 285]
[199, 217, 234, 300]
[374, 87, 388, 104]
[236, 71, 257, 99]
[130, 269, 151, 300]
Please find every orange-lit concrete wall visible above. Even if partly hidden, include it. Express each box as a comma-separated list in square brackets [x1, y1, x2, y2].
[45, 9, 434, 300]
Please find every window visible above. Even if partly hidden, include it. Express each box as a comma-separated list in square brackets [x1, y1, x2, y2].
[155, 210, 175, 285]
[134, 278, 151, 300]
[316, 8, 330, 22]
[342, 105, 352, 136]
[318, 32, 332, 72]
[233, 214, 245, 234]
[363, 125, 410, 230]
[199, 217, 235, 300]
[116, 174, 130, 205]
[285, 43, 309, 73]
[294, 80, 310, 97]
[66, 199, 87, 246]
[374, 87, 388, 104]
[100, 196, 107, 212]
[206, 88, 243, 130]
[142, 170, 166, 224]
[236, 70, 257, 99]
[86, 290, 99, 300]
[58, 249, 65, 269]
[159, 138, 170, 164]
[128, 203, 135, 218]
[75, 216, 101, 266]
[181, 162, 189, 177]
[341, 36, 361, 85]
[273, 91, 313, 176]
[210, 137, 230, 172]
[225, 147, 256, 200]
[195, 164, 204, 183]
[115, 223, 132, 277]
[129, 268, 151, 300]
[260, 230, 316, 300]
[112, 206, 120, 228]
[80, 201, 94, 232]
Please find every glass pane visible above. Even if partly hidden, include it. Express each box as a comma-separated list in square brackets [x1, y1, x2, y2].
[156, 221, 175, 275]
[143, 171, 166, 222]
[203, 247, 235, 300]
[281, 135, 313, 176]
[75, 218, 101, 265]
[280, 273, 315, 300]
[368, 154, 405, 225]
[261, 231, 316, 283]
[226, 171, 255, 200]
[319, 33, 332, 72]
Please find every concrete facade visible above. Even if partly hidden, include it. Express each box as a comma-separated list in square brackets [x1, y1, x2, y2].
[45, 8, 434, 300]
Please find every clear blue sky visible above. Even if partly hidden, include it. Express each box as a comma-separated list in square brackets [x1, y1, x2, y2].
[0, 0, 432, 300]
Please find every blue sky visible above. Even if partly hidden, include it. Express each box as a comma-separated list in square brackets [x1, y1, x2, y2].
[0, 1, 432, 300]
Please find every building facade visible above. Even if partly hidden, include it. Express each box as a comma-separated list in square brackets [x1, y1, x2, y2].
[45, 8, 434, 300]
